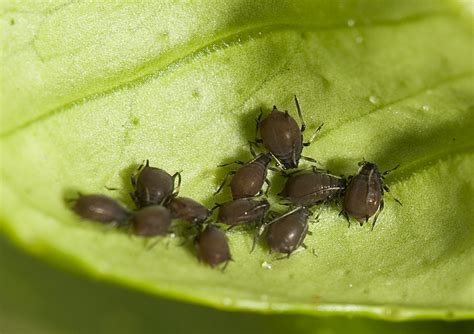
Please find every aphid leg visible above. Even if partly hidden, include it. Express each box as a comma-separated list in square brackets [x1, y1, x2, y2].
[264, 178, 271, 196]
[172, 171, 182, 195]
[220, 259, 231, 272]
[311, 165, 329, 174]
[218, 160, 244, 167]
[104, 185, 119, 191]
[127, 226, 134, 240]
[210, 203, 221, 212]
[311, 248, 318, 257]
[226, 225, 236, 232]
[164, 236, 172, 249]
[249, 141, 258, 157]
[178, 233, 194, 246]
[339, 209, 351, 228]
[301, 155, 319, 165]
[64, 196, 77, 203]
[136, 160, 148, 172]
[133, 160, 147, 180]
[383, 164, 400, 176]
[144, 237, 161, 251]
[371, 199, 384, 231]
[275, 253, 291, 261]
[130, 192, 139, 207]
[213, 171, 236, 195]
[251, 220, 264, 253]
[294, 95, 307, 132]
[269, 151, 285, 169]
[314, 204, 325, 220]
[383, 185, 402, 206]
[279, 169, 299, 178]
[303, 123, 324, 147]
[268, 166, 281, 173]
[254, 108, 264, 143]
[307, 230, 313, 236]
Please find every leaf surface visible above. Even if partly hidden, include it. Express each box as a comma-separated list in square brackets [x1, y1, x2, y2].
[1, 0, 473, 320]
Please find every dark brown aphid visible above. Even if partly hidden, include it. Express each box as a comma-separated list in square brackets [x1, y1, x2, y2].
[217, 198, 270, 227]
[168, 197, 211, 225]
[132, 205, 172, 236]
[256, 96, 322, 169]
[215, 152, 272, 199]
[195, 225, 232, 268]
[342, 161, 400, 229]
[72, 194, 130, 225]
[265, 206, 310, 255]
[131, 160, 181, 208]
[279, 168, 346, 206]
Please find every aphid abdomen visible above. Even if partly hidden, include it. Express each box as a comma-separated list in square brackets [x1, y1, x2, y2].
[266, 207, 310, 254]
[230, 155, 270, 199]
[132, 205, 172, 236]
[280, 172, 344, 206]
[72, 194, 130, 225]
[217, 198, 269, 226]
[132, 164, 174, 208]
[168, 197, 210, 224]
[260, 110, 302, 169]
[343, 174, 381, 222]
[196, 225, 231, 267]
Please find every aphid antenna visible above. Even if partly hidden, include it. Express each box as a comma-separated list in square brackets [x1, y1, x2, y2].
[144, 237, 161, 251]
[294, 95, 306, 132]
[265, 206, 304, 227]
[383, 164, 400, 176]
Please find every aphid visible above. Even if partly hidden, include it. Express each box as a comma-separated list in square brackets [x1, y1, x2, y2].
[265, 206, 310, 256]
[168, 196, 211, 225]
[342, 161, 400, 229]
[215, 151, 272, 199]
[195, 225, 232, 268]
[256, 96, 322, 169]
[217, 198, 270, 227]
[72, 194, 130, 225]
[131, 205, 172, 236]
[279, 167, 346, 207]
[131, 160, 181, 208]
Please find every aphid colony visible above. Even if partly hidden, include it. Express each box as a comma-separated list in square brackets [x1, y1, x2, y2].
[70, 96, 400, 269]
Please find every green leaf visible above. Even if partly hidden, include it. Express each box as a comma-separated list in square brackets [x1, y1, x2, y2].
[1, 0, 473, 321]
